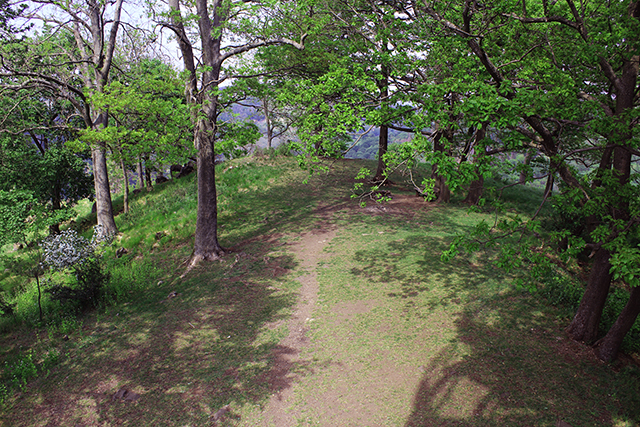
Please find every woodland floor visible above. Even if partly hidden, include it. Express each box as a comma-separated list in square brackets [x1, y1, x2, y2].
[237, 196, 634, 427]
[1, 160, 639, 427]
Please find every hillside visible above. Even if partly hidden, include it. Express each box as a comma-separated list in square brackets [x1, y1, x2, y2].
[0, 156, 639, 427]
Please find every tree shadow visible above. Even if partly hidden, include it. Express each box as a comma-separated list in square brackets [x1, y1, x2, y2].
[348, 228, 640, 426]
[403, 297, 639, 426]
[3, 234, 322, 426]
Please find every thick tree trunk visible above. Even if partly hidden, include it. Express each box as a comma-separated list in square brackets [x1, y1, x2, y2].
[572, 52, 638, 350]
[91, 144, 118, 235]
[190, 0, 226, 263]
[191, 119, 225, 263]
[567, 247, 613, 342]
[463, 175, 484, 205]
[373, 124, 388, 183]
[594, 286, 640, 362]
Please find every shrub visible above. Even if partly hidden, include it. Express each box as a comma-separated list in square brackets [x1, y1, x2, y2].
[40, 226, 111, 313]
[0, 295, 15, 317]
[45, 258, 109, 312]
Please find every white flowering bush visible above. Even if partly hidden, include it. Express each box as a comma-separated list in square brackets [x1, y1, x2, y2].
[41, 225, 113, 271]
[41, 230, 94, 271]
[41, 225, 111, 311]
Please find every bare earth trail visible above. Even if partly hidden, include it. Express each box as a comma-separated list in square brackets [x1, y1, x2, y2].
[256, 226, 337, 427]
[242, 198, 435, 427]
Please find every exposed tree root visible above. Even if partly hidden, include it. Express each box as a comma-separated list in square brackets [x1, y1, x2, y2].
[179, 248, 228, 278]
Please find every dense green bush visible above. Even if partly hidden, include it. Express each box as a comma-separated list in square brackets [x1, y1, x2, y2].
[45, 257, 109, 312]
[41, 227, 111, 315]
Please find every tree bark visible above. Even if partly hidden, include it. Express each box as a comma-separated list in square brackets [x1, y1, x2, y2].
[192, 119, 225, 262]
[91, 144, 118, 234]
[144, 155, 153, 190]
[49, 181, 62, 235]
[137, 160, 145, 190]
[567, 247, 613, 342]
[519, 151, 534, 184]
[85, 0, 123, 235]
[189, 0, 226, 264]
[166, 0, 305, 265]
[373, 63, 390, 184]
[463, 175, 483, 205]
[570, 52, 638, 348]
[373, 124, 389, 183]
[593, 286, 640, 362]
[120, 155, 129, 214]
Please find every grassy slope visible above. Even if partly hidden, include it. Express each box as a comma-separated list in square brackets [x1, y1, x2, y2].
[0, 156, 639, 426]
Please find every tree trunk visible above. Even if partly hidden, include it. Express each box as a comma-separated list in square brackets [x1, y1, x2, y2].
[567, 247, 613, 342]
[519, 151, 533, 184]
[593, 286, 640, 362]
[543, 173, 554, 198]
[49, 181, 62, 235]
[192, 119, 226, 263]
[91, 144, 118, 235]
[263, 97, 273, 149]
[137, 161, 145, 190]
[188, 0, 226, 265]
[120, 155, 129, 214]
[571, 51, 637, 348]
[373, 124, 388, 183]
[373, 63, 389, 184]
[144, 157, 153, 190]
[463, 175, 483, 205]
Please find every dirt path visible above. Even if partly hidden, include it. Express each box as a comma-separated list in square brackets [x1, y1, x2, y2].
[257, 227, 337, 426]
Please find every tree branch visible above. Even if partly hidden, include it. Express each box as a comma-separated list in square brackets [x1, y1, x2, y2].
[220, 34, 307, 64]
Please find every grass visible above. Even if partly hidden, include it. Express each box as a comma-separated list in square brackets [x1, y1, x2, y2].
[0, 156, 639, 426]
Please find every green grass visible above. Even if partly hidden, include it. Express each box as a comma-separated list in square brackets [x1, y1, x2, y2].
[0, 156, 639, 426]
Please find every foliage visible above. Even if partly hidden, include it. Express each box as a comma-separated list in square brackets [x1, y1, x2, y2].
[45, 258, 108, 311]
[0, 294, 15, 317]
[41, 227, 111, 313]
[0, 131, 93, 244]
[81, 59, 194, 170]
[216, 120, 261, 159]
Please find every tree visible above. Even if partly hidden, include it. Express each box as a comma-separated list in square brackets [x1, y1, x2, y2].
[412, 0, 639, 361]
[82, 58, 193, 213]
[158, 0, 308, 264]
[0, 92, 93, 242]
[0, 0, 128, 236]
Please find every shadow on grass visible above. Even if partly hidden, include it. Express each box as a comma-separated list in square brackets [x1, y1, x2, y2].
[404, 295, 640, 427]
[1, 235, 313, 426]
[348, 229, 640, 427]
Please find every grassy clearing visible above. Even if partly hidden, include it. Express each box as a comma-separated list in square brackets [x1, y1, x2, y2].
[239, 202, 640, 426]
[0, 156, 639, 426]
